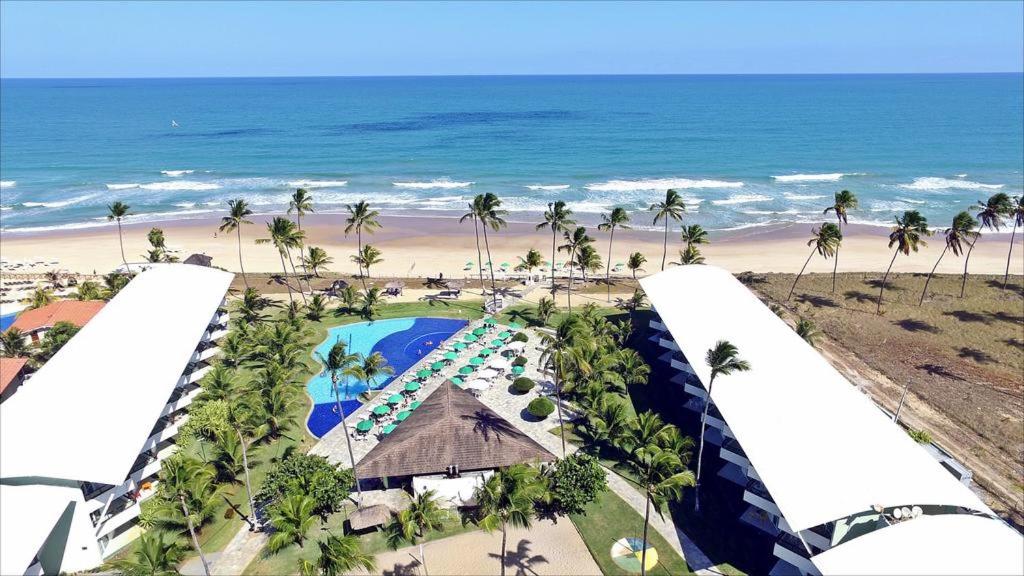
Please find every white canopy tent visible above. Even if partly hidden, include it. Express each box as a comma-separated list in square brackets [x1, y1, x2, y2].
[413, 470, 493, 507]
[640, 265, 992, 531]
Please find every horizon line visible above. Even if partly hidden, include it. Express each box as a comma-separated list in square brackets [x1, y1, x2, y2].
[2, 71, 1023, 81]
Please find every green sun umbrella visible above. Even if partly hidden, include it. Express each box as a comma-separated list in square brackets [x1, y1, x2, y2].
[395, 410, 411, 422]
[500, 262, 510, 268]
[498, 331, 511, 339]
[453, 342, 468, 351]
[444, 351, 458, 360]
[372, 405, 392, 416]
[430, 361, 445, 371]
[511, 365, 525, 375]
[507, 322, 522, 330]
[355, 420, 373, 432]
[410, 401, 422, 409]
[416, 369, 432, 379]
[464, 334, 478, 343]
[386, 394, 404, 405]
[459, 366, 474, 375]
[466, 261, 474, 266]
[479, 348, 495, 356]
[483, 318, 497, 325]
[472, 328, 487, 336]
[490, 339, 504, 347]
[404, 382, 421, 392]
[450, 377, 464, 386]
[382, 424, 397, 435]
[469, 356, 484, 366]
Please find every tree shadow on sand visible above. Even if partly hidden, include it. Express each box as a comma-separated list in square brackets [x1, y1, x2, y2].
[380, 555, 422, 576]
[895, 319, 942, 334]
[916, 363, 966, 382]
[943, 310, 992, 324]
[794, 294, 839, 308]
[488, 539, 549, 576]
[957, 347, 997, 364]
[843, 290, 876, 304]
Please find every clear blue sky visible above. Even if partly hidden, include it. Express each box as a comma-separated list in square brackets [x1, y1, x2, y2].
[2, 1, 1022, 77]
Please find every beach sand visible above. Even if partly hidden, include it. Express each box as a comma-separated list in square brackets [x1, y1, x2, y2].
[1, 213, 1019, 279]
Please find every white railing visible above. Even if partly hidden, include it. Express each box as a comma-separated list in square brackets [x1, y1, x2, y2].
[87, 444, 178, 512]
[180, 364, 213, 387]
[160, 386, 202, 417]
[140, 414, 188, 453]
[649, 319, 667, 331]
[744, 488, 782, 517]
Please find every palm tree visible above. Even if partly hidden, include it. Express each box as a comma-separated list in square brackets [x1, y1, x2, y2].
[344, 201, 382, 280]
[158, 457, 217, 576]
[558, 226, 593, 313]
[358, 351, 393, 389]
[964, 193, 1012, 297]
[535, 297, 556, 325]
[288, 188, 315, 287]
[256, 216, 301, 305]
[350, 245, 383, 289]
[75, 280, 103, 300]
[316, 531, 376, 576]
[267, 494, 316, 552]
[460, 198, 488, 299]
[44, 269, 64, 290]
[617, 348, 650, 389]
[787, 223, 842, 301]
[220, 199, 254, 288]
[360, 287, 386, 320]
[0, 328, 30, 358]
[23, 287, 55, 309]
[474, 193, 507, 312]
[384, 490, 447, 575]
[650, 189, 686, 271]
[795, 318, 819, 347]
[694, 340, 750, 512]
[598, 207, 631, 302]
[306, 293, 327, 320]
[823, 190, 858, 293]
[877, 211, 931, 313]
[237, 287, 277, 325]
[1004, 195, 1023, 288]
[537, 201, 576, 298]
[302, 246, 333, 278]
[474, 465, 547, 576]
[517, 248, 544, 277]
[109, 530, 184, 576]
[677, 245, 705, 265]
[107, 201, 132, 273]
[920, 211, 978, 305]
[541, 316, 590, 455]
[624, 444, 694, 576]
[680, 224, 709, 252]
[627, 251, 646, 280]
[574, 243, 602, 283]
[316, 340, 363, 500]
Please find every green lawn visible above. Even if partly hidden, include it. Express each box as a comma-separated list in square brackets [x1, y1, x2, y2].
[570, 488, 692, 576]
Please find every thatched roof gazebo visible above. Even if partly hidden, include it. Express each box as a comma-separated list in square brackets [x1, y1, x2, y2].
[356, 381, 554, 480]
[347, 504, 391, 532]
[183, 253, 213, 267]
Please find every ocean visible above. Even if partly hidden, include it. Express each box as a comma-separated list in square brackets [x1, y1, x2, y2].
[1, 74, 1021, 234]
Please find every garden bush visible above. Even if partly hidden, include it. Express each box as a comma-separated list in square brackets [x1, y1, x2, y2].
[511, 332, 529, 343]
[513, 355, 528, 367]
[512, 377, 535, 394]
[527, 397, 555, 419]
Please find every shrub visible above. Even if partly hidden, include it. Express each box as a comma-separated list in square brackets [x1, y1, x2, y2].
[547, 453, 608, 515]
[512, 332, 529, 343]
[908, 428, 932, 444]
[513, 355, 528, 367]
[512, 377, 535, 394]
[527, 397, 555, 419]
[256, 454, 354, 517]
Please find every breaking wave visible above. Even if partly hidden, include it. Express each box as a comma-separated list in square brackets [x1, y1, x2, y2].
[161, 170, 195, 177]
[286, 180, 349, 188]
[525, 184, 571, 191]
[711, 194, 772, 206]
[585, 178, 743, 192]
[771, 173, 863, 183]
[21, 195, 95, 208]
[393, 179, 474, 190]
[898, 177, 1003, 191]
[0, 181, 15, 188]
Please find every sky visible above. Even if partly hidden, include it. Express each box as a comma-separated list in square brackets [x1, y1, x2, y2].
[1, 1, 1022, 78]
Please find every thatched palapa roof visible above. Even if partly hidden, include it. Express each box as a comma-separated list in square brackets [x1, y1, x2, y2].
[348, 504, 391, 531]
[356, 381, 554, 479]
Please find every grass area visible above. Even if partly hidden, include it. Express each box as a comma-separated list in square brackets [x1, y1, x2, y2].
[497, 301, 633, 329]
[570, 488, 692, 576]
[243, 508, 477, 575]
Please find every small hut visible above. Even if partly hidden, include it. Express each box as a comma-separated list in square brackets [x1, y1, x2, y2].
[183, 253, 213, 267]
[384, 280, 405, 296]
[347, 504, 391, 532]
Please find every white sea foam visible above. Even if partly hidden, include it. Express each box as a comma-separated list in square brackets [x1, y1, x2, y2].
[711, 194, 772, 206]
[21, 195, 95, 209]
[106, 183, 140, 190]
[584, 178, 743, 192]
[174, 202, 197, 208]
[956, 174, 968, 178]
[899, 177, 1002, 191]
[287, 180, 349, 188]
[0, 206, 12, 211]
[139, 181, 222, 191]
[869, 200, 917, 212]
[895, 197, 926, 205]
[393, 179, 474, 190]
[782, 193, 827, 201]
[0, 181, 15, 189]
[741, 209, 802, 216]
[161, 169, 195, 177]
[771, 173, 862, 183]
[203, 201, 221, 206]
[525, 184, 571, 191]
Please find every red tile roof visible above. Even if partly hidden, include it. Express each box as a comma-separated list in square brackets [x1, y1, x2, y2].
[9, 300, 105, 333]
[0, 357, 29, 395]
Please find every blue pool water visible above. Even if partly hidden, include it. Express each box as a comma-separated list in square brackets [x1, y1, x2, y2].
[306, 317, 468, 438]
[0, 312, 17, 332]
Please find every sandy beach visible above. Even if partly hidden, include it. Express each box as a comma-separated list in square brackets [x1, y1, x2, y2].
[1, 212, 1019, 280]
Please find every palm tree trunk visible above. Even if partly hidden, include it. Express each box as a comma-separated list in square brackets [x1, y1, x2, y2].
[693, 377, 714, 513]
[661, 219, 669, 271]
[832, 222, 842, 293]
[960, 241, 976, 298]
[179, 494, 211, 576]
[554, 363, 566, 457]
[606, 228, 615, 302]
[355, 228, 364, 281]
[787, 248, 816, 301]
[893, 381, 912, 425]
[473, 217, 486, 298]
[919, 245, 949, 305]
[566, 248, 576, 313]
[876, 249, 900, 314]
[550, 229, 557, 298]
[236, 227, 249, 289]
[641, 491, 652, 576]
[296, 214, 312, 292]
[499, 522, 507, 576]
[334, 378, 362, 502]
[237, 429, 258, 531]
[117, 219, 131, 273]
[286, 249, 308, 305]
[481, 224, 499, 312]
[1004, 221, 1019, 288]
[278, 251, 294, 304]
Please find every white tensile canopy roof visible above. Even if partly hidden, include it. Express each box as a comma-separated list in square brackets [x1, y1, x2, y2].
[0, 264, 233, 486]
[0, 484, 77, 576]
[640, 265, 991, 531]
[811, 514, 1024, 575]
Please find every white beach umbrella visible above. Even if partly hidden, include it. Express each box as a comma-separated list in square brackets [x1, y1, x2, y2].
[464, 379, 490, 391]
[477, 368, 499, 380]
[506, 341, 526, 352]
[489, 357, 512, 370]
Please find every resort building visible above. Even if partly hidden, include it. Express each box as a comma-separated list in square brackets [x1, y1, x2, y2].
[640, 265, 1023, 576]
[6, 299, 105, 344]
[0, 264, 232, 576]
[0, 356, 31, 402]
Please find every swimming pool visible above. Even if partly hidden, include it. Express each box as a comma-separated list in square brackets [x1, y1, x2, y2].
[0, 312, 18, 332]
[306, 317, 468, 438]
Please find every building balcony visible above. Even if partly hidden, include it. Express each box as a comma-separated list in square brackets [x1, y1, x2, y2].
[191, 342, 220, 363]
[141, 412, 188, 452]
[776, 517, 833, 552]
[744, 478, 782, 517]
[179, 362, 213, 387]
[86, 443, 177, 512]
[720, 436, 750, 468]
[160, 384, 202, 417]
[649, 318, 667, 332]
[772, 532, 818, 576]
[659, 337, 680, 351]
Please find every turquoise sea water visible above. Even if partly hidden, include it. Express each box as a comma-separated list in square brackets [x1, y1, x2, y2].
[1, 74, 1021, 233]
